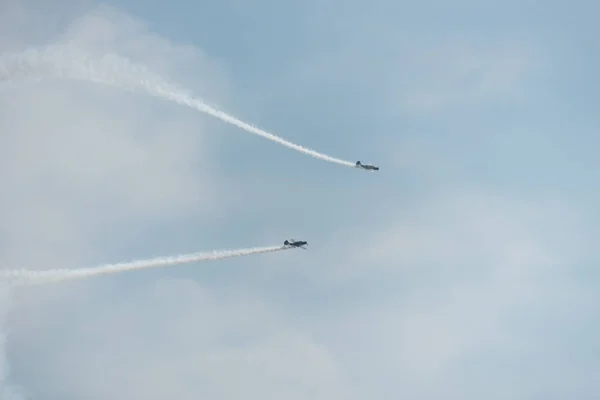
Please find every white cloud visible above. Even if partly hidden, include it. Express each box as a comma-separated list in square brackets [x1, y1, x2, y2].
[310, 187, 598, 398]
[0, 1, 242, 271]
[54, 4, 232, 101]
[0, 72, 223, 270]
[9, 279, 351, 400]
[0, 285, 25, 399]
[321, 188, 574, 281]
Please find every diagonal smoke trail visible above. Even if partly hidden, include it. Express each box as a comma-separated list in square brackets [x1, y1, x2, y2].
[0, 245, 291, 286]
[0, 44, 356, 168]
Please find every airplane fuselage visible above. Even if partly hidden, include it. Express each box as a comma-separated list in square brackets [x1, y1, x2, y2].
[284, 240, 307, 247]
[356, 161, 379, 171]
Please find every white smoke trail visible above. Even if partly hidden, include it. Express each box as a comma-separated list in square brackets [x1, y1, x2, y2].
[0, 245, 290, 286]
[0, 44, 356, 168]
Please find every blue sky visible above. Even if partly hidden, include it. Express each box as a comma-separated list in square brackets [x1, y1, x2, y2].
[1, 0, 599, 399]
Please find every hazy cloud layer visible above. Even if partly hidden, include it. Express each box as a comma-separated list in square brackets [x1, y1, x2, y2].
[1, 1, 599, 399]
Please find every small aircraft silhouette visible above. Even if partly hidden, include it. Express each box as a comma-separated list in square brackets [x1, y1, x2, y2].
[284, 239, 307, 249]
[356, 161, 379, 171]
